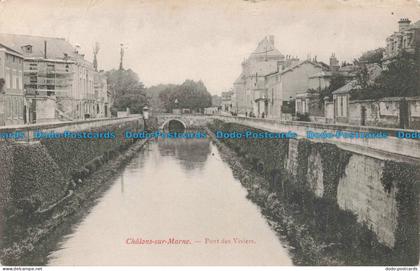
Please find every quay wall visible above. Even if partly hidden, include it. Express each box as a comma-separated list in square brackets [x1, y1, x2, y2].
[208, 119, 420, 264]
[0, 117, 144, 241]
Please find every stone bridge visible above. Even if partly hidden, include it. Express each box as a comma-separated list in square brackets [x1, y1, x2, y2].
[156, 113, 211, 131]
[156, 113, 420, 162]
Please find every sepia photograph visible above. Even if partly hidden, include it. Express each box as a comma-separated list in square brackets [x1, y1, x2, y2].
[0, 0, 419, 270]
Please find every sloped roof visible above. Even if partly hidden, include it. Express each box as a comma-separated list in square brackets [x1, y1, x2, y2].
[409, 20, 420, 29]
[281, 60, 329, 75]
[332, 80, 361, 95]
[249, 36, 284, 59]
[0, 43, 23, 56]
[0, 33, 77, 60]
[309, 70, 332, 78]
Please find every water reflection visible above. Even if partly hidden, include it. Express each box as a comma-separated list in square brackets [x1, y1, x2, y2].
[158, 138, 211, 171]
[47, 138, 292, 265]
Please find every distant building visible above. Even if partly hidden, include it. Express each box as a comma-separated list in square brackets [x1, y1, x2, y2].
[0, 44, 25, 126]
[232, 36, 293, 116]
[276, 59, 328, 117]
[0, 34, 109, 123]
[383, 18, 420, 65]
[211, 94, 222, 107]
[330, 64, 382, 124]
[221, 91, 233, 112]
[295, 55, 357, 118]
[204, 106, 219, 115]
[94, 71, 111, 118]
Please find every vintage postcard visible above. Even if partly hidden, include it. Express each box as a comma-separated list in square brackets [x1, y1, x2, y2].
[0, 0, 419, 270]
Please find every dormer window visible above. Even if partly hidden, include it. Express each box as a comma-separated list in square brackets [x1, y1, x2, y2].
[21, 45, 32, 54]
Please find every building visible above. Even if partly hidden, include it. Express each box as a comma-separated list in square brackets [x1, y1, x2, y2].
[295, 54, 358, 118]
[0, 34, 109, 123]
[232, 36, 292, 116]
[211, 94, 222, 108]
[232, 73, 246, 113]
[94, 71, 111, 118]
[204, 106, 219, 115]
[0, 44, 25, 126]
[329, 64, 382, 124]
[221, 91, 233, 112]
[383, 18, 420, 65]
[277, 59, 329, 118]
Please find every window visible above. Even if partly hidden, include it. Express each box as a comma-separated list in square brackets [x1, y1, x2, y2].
[21, 45, 32, 54]
[340, 96, 344, 117]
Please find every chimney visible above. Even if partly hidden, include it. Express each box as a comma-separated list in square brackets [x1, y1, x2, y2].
[398, 18, 411, 31]
[44, 40, 47, 59]
[330, 53, 339, 73]
[75, 44, 81, 54]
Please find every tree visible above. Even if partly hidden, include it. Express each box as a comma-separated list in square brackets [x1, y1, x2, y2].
[105, 69, 148, 114]
[358, 48, 385, 65]
[318, 74, 347, 108]
[157, 80, 212, 112]
[375, 51, 420, 97]
[146, 84, 177, 112]
[176, 80, 212, 110]
[158, 85, 180, 112]
[352, 51, 420, 100]
[112, 93, 148, 115]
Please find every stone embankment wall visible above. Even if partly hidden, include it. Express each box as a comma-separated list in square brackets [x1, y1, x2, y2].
[0, 118, 143, 235]
[208, 119, 419, 264]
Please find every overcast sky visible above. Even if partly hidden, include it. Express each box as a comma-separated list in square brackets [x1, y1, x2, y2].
[0, 0, 419, 95]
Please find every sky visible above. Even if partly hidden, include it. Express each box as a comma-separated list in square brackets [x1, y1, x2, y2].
[0, 0, 419, 95]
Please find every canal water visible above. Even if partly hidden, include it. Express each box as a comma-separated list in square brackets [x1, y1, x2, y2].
[48, 138, 292, 265]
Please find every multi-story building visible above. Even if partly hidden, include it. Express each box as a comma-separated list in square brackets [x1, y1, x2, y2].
[232, 36, 290, 116]
[280, 59, 329, 116]
[0, 43, 25, 126]
[0, 34, 109, 123]
[383, 18, 420, 65]
[221, 90, 233, 112]
[233, 37, 358, 119]
[293, 54, 357, 117]
[94, 71, 111, 118]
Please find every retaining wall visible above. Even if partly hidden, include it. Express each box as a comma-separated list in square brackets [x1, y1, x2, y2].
[0, 117, 144, 244]
[209, 119, 419, 264]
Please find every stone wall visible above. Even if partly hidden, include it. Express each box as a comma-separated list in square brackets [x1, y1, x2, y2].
[337, 155, 398, 247]
[36, 98, 56, 123]
[409, 97, 420, 129]
[0, 143, 13, 248]
[209, 119, 419, 263]
[0, 118, 143, 237]
[337, 97, 420, 129]
[324, 101, 334, 123]
[348, 99, 399, 128]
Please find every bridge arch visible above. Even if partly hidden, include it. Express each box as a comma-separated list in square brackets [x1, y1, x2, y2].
[160, 118, 187, 133]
